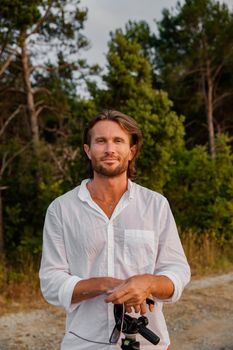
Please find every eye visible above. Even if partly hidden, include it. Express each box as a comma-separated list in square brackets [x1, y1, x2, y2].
[96, 138, 105, 144]
[115, 138, 124, 143]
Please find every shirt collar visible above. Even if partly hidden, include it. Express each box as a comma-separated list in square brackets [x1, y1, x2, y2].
[78, 178, 134, 202]
[77, 179, 91, 202]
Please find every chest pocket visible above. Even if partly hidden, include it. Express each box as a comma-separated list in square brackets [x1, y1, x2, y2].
[123, 229, 156, 271]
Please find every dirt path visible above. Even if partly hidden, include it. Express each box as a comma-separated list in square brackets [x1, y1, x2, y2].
[0, 272, 233, 350]
[164, 273, 233, 350]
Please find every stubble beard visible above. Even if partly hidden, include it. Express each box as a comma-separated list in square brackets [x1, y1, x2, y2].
[91, 159, 129, 178]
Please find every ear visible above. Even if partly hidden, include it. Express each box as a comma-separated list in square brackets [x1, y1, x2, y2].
[84, 144, 91, 159]
[129, 144, 137, 161]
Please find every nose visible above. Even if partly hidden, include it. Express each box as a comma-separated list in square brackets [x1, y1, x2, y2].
[104, 141, 115, 154]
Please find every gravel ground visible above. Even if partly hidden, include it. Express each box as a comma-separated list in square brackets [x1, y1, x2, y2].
[164, 272, 233, 350]
[0, 272, 233, 350]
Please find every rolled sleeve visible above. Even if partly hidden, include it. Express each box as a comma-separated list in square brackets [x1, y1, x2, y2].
[39, 202, 83, 312]
[58, 275, 82, 312]
[155, 271, 189, 303]
[154, 199, 191, 303]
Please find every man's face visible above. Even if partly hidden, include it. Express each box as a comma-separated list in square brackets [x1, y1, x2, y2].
[84, 120, 136, 178]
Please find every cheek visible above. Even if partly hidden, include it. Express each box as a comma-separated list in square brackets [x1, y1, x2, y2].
[89, 149, 102, 162]
[87, 145, 101, 159]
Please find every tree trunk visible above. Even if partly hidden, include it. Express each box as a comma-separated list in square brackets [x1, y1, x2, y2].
[206, 59, 216, 160]
[21, 35, 40, 154]
[0, 187, 5, 255]
[21, 34, 42, 187]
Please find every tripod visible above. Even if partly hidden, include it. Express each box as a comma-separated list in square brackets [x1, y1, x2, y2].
[119, 312, 160, 350]
[121, 334, 140, 350]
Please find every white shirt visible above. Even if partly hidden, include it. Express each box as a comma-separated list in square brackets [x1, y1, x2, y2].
[39, 179, 191, 350]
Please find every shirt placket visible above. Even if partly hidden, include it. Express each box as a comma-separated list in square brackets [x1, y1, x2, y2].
[107, 220, 115, 337]
[81, 183, 133, 341]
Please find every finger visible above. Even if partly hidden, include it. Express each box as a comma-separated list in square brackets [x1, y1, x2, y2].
[105, 289, 128, 303]
[106, 290, 142, 305]
[134, 305, 141, 313]
[140, 302, 147, 315]
[119, 295, 145, 306]
[105, 289, 114, 295]
[125, 305, 132, 313]
[149, 303, 155, 312]
[106, 293, 135, 305]
[115, 297, 141, 306]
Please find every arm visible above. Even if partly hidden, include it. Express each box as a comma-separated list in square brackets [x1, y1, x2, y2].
[105, 274, 174, 314]
[40, 202, 124, 310]
[71, 277, 123, 303]
[39, 204, 81, 311]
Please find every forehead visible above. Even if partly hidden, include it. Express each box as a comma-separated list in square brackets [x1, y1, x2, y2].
[90, 120, 130, 140]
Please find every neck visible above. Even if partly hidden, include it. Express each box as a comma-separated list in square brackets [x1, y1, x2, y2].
[88, 173, 128, 201]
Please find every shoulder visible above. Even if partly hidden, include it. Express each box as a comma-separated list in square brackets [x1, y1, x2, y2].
[132, 182, 168, 206]
[47, 184, 82, 216]
[129, 182, 172, 222]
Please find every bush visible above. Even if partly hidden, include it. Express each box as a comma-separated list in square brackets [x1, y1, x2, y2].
[165, 135, 233, 239]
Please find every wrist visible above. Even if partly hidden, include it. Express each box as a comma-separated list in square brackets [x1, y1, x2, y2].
[147, 275, 175, 299]
[144, 274, 155, 295]
[101, 277, 123, 293]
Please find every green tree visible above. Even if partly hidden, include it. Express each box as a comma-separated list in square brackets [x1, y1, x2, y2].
[164, 135, 233, 237]
[0, 0, 89, 153]
[93, 27, 185, 192]
[154, 0, 233, 158]
[0, 0, 91, 257]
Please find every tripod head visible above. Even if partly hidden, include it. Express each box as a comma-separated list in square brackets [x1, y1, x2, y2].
[114, 302, 160, 349]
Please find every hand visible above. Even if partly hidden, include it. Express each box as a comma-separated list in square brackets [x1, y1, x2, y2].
[124, 299, 154, 315]
[105, 274, 155, 314]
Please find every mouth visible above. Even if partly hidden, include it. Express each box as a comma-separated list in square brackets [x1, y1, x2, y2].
[102, 159, 118, 163]
[101, 158, 119, 166]
[101, 157, 119, 161]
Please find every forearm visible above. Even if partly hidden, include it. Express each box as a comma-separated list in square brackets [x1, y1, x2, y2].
[71, 277, 123, 303]
[147, 274, 174, 300]
[105, 273, 174, 307]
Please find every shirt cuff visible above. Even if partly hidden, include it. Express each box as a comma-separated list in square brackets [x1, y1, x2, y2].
[154, 271, 184, 303]
[58, 275, 82, 313]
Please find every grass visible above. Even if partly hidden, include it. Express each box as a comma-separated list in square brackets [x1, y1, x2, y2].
[0, 255, 46, 314]
[0, 232, 233, 312]
[181, 230, 233, 276]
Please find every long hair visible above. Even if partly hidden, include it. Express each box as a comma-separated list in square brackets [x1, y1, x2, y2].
[83, 110, 142, 179]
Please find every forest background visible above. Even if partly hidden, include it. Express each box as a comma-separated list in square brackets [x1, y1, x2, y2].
[0, 0, 233, 303]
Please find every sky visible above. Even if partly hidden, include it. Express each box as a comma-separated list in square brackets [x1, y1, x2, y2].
[80, 0, 233, 69]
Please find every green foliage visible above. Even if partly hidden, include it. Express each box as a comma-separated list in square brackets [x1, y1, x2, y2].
[2, 140, 65, 260]
[154, 0, 233, 147]
[0, 0, 93, 260]
[130, 91, 185, 192]
[0, 0, 233, 277]
[0, 0, 41, 31]
[165, 135, 233, 238]
[101, 29, 153, 105]
[94, 26, 185, 192]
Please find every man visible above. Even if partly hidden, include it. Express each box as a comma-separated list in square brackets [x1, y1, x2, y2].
[39, 110, 191, 350]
